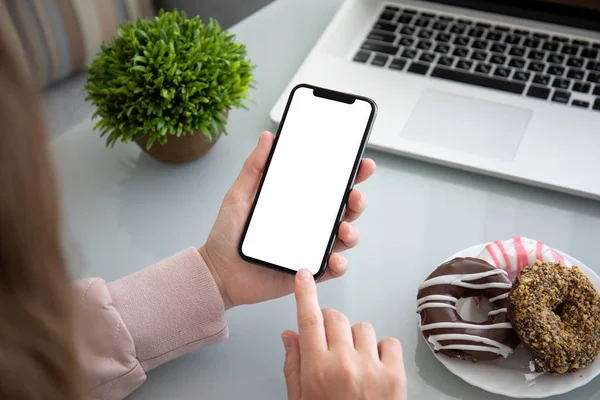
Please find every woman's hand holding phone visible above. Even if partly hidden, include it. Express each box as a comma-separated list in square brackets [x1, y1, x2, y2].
[199, 131, 376, 310]
[282, 269, 407, 400]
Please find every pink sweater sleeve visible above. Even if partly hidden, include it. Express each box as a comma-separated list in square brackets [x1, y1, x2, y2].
[73, 248, 228, 399]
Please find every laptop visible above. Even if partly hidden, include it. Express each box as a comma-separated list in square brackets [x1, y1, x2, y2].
[269, 0, 600, 199]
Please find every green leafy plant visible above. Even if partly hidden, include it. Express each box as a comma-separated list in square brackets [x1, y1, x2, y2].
[85, 9, 255, 149]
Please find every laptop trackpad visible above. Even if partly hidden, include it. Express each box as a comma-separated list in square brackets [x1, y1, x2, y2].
[400, 89, 532, 161]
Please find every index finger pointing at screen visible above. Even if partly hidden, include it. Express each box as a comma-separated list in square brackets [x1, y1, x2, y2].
[294, 269, 327, 355]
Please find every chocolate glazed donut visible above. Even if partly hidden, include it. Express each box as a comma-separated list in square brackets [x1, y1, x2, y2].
[417, 257, 521, 362]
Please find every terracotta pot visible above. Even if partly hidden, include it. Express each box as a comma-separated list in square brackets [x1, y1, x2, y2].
[136, 111, 228, 164]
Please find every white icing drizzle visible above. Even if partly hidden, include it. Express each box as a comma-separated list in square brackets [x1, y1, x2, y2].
[418, 269, 511, 291]
[427, 333, 513, 357]
[489, 292, 509, 303]
[416, 302, 457, 313]
[420, 321, 513, 331]
[487, 308, 508, 316]
[417, 295, 458, 306]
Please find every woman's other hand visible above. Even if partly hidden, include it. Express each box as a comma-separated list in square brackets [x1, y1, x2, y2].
[282, 269, 407, 400]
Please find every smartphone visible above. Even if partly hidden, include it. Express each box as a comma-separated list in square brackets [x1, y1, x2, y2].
[239, 83, 377, 279]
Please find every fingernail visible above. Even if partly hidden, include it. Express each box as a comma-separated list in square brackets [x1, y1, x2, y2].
[281, 334, 292, 350]
[297, 269, 312, 282]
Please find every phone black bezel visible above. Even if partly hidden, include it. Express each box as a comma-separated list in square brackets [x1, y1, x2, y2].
[238, 83, 378, 279]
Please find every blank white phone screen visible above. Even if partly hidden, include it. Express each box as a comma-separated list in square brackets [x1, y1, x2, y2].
[241, 86, 373, 274]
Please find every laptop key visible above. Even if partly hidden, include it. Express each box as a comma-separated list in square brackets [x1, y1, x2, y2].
[468, 28, 484, 38]
[439, 15, 454, 21]
[508, 58, 526, 68]
[527, 85, 551, 99]
[490, 55, 507, 65]
[547, 54, 565, 64]
[431, 67, 526, 94]
[398, 14, 413, 24]
[533, 32, 549, 39]
[552, 36, 569, 42]
[581, 48, 599, 59]
[573, 39, 589, 46]
[434, 44, 451, 54]
[533, 74, 550, 85]
[389, 58, 407, 70]
[491, 43, 507, 53]
[432, 21, 449, 31]
[561, 45, 579, 55]
[418, 29, 434, 39]
[400, 26, 416, 36]
[567, 69, 585, 80]
[573, 82, 591, 93]
[594, 43, 600, 49]
[453, 36, 470, 46]
[509, 47, 526, 57]
[486, 31, 503, 41]
[494, 66, 511, 78]
[505, 35, 521, 45]
[384, 5, 400, 11]
[438, 56, 455, 66]
[494, 25, 510, 32]
[399, 36, 414, 47]
[572, 99, 590, 108]
[456, 60, 473, 70]
[419, 52, 436, 63]
[567, 58, 584, 68]
[588, 72, 600, 83]
[450, 24, 466, 34]
[523, 38, 540, 48]
[594, 99, 600, 111]
[472, 40, 489, 50]
[407, 62, 430, 75]
[368, 31, 396, 43]
[515, 29, 530, 35]
[528, 62, 545, 72]
[476, 22, 491, 28]
[353, 51, 371, 63]
[421, 12, 436, 18]
[436, 32, 452, 42]
[417, 41, 433, 50]
[374, 21, 397, 32]
[458, 18, 473, 25]
[547, 65, 565, 76]
[513, 71, 531, 81]
[361, 41, 399, 55]
[403, 9, 417, 15]
[586, 61, 600, 71]
[552, 78, 571, 90]
[552, 90, 570, 103]
[594, 86, 600, 95]
[542, 41, 559, 51]
[371, 54, 389, 67]
[401, 49, 418, 59]
[453, 47, 469, 57]
[527, 50, 545, 61]
[471, 51, 488, 61]
[475, 63, 492, 74]
[380, 11, 396, 21]
[415, 18, 431, 28]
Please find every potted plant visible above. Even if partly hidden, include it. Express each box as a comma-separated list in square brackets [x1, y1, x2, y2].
[84, 9, 255, 163]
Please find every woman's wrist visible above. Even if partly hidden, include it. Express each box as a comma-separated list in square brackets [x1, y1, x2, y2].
[198, 245, 233, 311]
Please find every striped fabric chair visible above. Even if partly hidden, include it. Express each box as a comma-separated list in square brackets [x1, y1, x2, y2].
[0, 0, 155, 89]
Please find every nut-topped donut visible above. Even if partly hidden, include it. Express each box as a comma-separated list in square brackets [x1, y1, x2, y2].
[417, 257, 521, 362]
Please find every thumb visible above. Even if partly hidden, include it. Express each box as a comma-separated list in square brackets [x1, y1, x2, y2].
[232, 131, 274, 198]
[282, 330, 301, 400]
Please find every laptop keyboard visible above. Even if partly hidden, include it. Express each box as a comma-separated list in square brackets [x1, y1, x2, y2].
[354, 4, 600, 111]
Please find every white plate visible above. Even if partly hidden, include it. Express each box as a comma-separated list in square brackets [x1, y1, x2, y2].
[422, 241, 600, 399]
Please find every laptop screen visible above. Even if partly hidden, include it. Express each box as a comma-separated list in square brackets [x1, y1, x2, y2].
[431, 0, 600, 31]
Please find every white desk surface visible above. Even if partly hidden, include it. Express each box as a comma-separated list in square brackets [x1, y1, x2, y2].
[51, 0, 600, 398]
